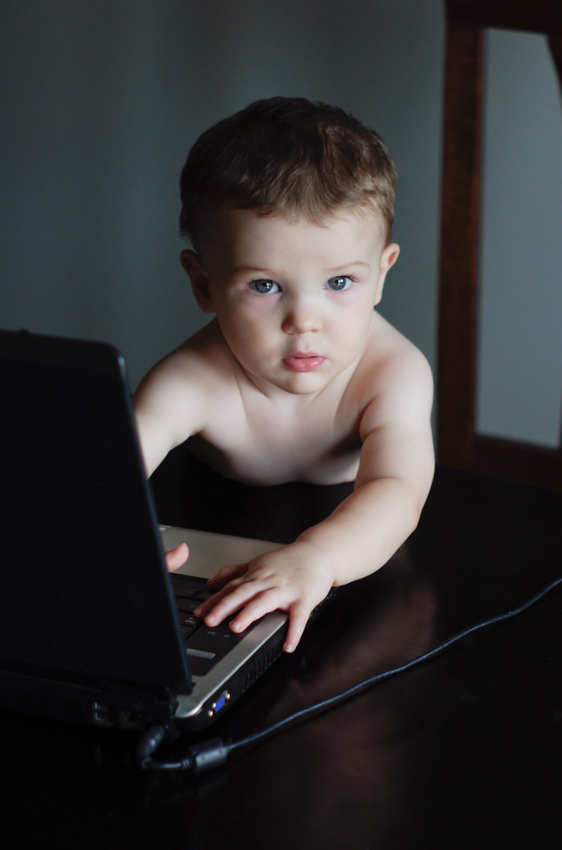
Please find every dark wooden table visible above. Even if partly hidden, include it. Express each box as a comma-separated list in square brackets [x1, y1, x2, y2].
[4, 452, 562, 849]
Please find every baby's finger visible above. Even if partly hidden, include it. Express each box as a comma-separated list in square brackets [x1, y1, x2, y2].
[164, 543, 189, 572]
[283, 602, 311, 653]
[227, 587, 287, 634]
[194, 576, 259, 625]
[207, 562, 247, 589]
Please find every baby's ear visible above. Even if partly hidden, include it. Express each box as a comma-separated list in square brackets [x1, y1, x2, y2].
[180, 250, 215, 313]
[375, 242, 400, 305]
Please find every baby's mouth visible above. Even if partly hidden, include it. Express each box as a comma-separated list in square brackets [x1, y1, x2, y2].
[282, 352, 325, 373]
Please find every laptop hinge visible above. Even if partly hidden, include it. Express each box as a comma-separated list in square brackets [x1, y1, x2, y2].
[0, 668, 178, 730]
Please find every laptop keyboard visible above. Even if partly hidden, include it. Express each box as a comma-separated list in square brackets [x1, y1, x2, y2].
[171, 574, 248, 677]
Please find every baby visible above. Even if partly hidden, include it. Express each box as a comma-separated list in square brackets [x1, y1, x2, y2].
[134, 96, 434, 652]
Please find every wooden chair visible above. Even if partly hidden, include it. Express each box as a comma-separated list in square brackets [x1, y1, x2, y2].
[437, 0, 562, 489]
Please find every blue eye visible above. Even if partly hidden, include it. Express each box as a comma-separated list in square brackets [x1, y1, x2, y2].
[325, 276, 352, 292]
[249, 279, 280, 295]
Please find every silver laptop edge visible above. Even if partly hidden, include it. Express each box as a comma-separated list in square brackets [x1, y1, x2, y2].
[159, 525, 287, 722]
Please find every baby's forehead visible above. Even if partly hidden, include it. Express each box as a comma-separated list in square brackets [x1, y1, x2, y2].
[207, 203, 386, 242]
[196, 205, 388, 281]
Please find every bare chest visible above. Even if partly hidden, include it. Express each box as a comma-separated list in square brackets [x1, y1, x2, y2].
[196, 395, 362, 485]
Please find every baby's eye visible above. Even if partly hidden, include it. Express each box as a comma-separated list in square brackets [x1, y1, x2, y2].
[325, 276, 352, 292]
[248, 279, 280, 295]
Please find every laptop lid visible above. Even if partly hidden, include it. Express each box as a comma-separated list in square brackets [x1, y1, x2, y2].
[0, 329, 191, 701]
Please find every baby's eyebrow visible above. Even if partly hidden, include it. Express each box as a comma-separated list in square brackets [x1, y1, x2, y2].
[327, 261, 371, 274]
[233, 265, 276, 276]
[232, 260, 371, 276]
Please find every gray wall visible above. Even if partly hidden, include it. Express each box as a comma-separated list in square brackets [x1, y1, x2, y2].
[478, 29, 562, 449]
[0, 0, 444, 390]
[1, 1, 560, 446]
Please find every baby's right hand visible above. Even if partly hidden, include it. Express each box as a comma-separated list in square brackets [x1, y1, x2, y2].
[164, 543, 189, 572]
[193, 541, 335, 652]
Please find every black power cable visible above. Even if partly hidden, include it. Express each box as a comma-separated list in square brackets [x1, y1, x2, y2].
[137, 574, 562, 773]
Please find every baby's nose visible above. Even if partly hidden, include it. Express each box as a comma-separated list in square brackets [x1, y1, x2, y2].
[281, 299, 321, 334]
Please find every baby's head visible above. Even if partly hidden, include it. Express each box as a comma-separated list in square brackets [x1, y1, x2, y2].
[179, 96, 397, 250]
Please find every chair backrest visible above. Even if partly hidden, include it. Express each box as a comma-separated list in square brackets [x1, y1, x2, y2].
[437, 0, 562, 489]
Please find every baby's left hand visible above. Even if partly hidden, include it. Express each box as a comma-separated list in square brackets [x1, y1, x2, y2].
[193, 541, 335, 652]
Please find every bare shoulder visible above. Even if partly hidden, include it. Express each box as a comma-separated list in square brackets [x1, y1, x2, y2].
[136, 321, 230, 413]
[352, 315, 434, 498]
[351, 313, 434, 446]
[133, 320, 235, 473]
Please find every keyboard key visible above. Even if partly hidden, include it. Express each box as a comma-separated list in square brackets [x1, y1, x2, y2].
[185, 627, 244, 660]
[186, 648, 216, 660]
[176, 598, 200, 614]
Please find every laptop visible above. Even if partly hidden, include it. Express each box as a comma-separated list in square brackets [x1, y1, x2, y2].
[0, 328, 288, 732]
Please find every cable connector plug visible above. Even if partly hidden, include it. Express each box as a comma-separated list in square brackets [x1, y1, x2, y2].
[184, 738, 229, 773]
[136, 725, 229, 773]
[136, 724, 168, 769]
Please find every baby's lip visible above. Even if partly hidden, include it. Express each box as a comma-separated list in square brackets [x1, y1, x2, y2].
[282, 351, 325, 372]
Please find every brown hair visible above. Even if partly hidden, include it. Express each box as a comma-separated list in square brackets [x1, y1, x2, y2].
[179, 97, 397, 248]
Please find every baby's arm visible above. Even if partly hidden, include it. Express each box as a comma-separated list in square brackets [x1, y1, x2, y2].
[134, 347, 207, 477]
[300, 348, 435, 584]
[194, 348, 435, 652]
[134, 344, 212, 570]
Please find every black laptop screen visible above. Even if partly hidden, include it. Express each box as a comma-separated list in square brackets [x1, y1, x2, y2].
[0, 330, 190, 694]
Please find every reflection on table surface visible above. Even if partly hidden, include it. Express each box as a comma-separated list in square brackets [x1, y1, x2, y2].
[4, 462, 562, 849]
